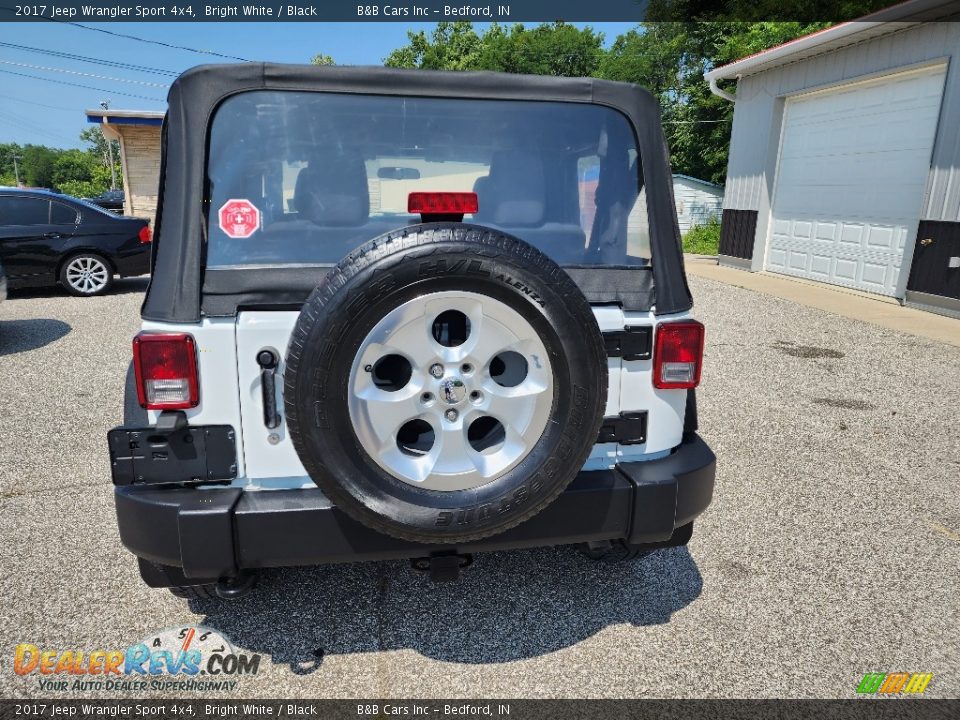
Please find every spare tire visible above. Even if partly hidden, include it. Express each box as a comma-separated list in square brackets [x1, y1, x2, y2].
[284, 224, 607, 543]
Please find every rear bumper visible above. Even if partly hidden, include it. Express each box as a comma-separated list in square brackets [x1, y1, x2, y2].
[114, 246, 151, 278]
[115, 434, 715, 585]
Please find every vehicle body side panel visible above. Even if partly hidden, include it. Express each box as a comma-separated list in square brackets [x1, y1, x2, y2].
[142, 318, 246, 479]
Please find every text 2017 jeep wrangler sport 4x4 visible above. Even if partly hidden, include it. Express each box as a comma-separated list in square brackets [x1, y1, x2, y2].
[109, 64, 715, 598]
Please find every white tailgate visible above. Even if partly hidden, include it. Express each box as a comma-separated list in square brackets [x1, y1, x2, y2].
[142, 307, 691, 489]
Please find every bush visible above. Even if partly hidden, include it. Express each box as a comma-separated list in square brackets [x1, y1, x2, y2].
[682, 216, 721, 255]
[56, 180, 103, 199]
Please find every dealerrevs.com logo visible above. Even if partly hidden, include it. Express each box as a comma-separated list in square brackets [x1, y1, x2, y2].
[14, 626, 260, 693]
[856, 672, 933, 696]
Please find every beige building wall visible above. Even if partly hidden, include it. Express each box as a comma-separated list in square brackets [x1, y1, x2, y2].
[101, 124, 161, 226]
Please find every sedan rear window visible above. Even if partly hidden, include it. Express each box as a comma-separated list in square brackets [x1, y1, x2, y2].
[205, 92, 649, 269]
[51, 201, 78, 225]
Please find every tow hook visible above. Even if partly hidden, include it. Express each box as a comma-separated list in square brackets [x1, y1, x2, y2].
[411, 552, 474, 582]
[215, 571, 258, 599]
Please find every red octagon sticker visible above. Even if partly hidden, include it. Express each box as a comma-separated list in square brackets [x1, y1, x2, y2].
[218, 199, 261, 238]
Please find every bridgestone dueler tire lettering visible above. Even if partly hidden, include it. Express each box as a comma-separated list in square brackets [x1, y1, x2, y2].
[284, 223, 607, 544]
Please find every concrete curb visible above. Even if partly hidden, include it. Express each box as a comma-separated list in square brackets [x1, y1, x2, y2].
[684, 254, 960, 348]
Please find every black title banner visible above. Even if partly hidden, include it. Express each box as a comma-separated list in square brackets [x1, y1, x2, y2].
[0, 0, 931, 23]
[7, 0, 645, 22]
[1, 700, 959, 720]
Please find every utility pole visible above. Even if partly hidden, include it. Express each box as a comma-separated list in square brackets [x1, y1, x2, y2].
[12, 154, 22, 187]
[101, 100, 118, 190]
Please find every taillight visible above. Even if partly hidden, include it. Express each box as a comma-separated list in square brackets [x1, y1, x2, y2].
[408, 191, 478, 215]
[132, 333, 199, 409]
[138, 225, 152, 243]
[653, 321, 704, 390]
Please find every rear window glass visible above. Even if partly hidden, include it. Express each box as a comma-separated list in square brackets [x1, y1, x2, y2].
[51, 201, 78, 225]
[205, 91, 649, 269]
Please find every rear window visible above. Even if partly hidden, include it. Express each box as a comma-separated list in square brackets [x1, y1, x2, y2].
[205, 91, 650, 269]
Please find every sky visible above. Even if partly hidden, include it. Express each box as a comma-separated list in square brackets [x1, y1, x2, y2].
[0, 21, 638, 149]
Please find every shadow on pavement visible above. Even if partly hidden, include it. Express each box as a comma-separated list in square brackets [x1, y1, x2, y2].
[193, 544, 702, 669]
[5, 276, 149, 299]
[0, 318, 71, 357]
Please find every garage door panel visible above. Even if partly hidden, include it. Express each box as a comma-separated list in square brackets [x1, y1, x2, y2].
[766, 65, 946, 296]
[809, 254, 832, 278]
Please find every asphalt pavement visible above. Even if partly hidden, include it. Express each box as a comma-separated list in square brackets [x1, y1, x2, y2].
[1, 275, 957, 699]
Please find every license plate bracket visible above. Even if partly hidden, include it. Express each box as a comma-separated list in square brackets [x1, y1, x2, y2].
[108, 426, 237, 486]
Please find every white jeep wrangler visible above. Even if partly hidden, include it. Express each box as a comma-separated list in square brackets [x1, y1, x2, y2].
[109, 64, 715, 598]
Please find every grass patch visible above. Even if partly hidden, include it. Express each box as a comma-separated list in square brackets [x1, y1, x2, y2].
[682, 216, 720, 256]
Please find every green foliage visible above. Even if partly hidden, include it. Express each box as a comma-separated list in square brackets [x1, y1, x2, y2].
[384, 22, 485, 70]
[0, 129, 121, 196]
[21, 145, 58, 188]
[384, 21, 604, 77]
[477, 22, 605, 77]
[682, 216, 721, 256]
[56, 179, 103, 198]
[53, 149, 94, 189]
[310, 54, 335, 66]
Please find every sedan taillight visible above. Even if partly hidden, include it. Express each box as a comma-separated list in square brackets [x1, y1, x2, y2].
[132, 333, 199, 409]
[653, 321, 704, 390]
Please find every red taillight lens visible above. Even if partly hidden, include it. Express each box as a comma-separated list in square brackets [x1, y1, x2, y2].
[138, 226, 152, 243]
[132, 333, 199, 409]
[408, 191, 478, 215]
[653, 321, 704, 389]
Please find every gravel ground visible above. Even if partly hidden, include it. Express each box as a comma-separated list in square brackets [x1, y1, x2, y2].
[0, 275, 957, 699]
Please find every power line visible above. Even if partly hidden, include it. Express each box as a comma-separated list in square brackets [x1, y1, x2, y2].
[0, 111, 77, 144]
[55, 21, 251, 62]
[0, 94, 78, 112]
[0, 41, 180, 77]
[0, 68, 166, 103]
[0, 59, 171, 87]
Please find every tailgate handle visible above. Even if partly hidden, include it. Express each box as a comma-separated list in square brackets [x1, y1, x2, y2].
[256, 349, 281, 429]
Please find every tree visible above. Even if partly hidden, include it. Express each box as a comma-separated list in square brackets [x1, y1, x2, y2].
[0, 143, 25, 186]
[599, 22, 827, 183]
[478, 22, 605, 77]
[384, 22, 483, 70]
[80, 127, 120, 171]
[20, 145, 58, 188]
[310, 53, 335, 66]
[383, 21, 604, 77]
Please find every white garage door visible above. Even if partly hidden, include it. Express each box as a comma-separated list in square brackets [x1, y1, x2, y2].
[766, 65, 946, 296]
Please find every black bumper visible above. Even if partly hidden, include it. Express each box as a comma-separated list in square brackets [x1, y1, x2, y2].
[114, 247, 151, 278]
[115, 434, 715, 584]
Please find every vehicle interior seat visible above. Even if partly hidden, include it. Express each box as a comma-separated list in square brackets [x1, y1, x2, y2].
[260, 149, 398, 263]
[474, 151, 587, 264]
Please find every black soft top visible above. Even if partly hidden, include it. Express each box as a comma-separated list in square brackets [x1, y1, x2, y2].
[144, 63, 692, 322]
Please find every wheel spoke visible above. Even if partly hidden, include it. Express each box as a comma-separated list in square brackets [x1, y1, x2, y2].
[385, 320, 444, 367]
[482, 380, 549, 437]
[424, 423, 476, 477]
[469, 424, 529, 478]
[353, 383, 422, 446]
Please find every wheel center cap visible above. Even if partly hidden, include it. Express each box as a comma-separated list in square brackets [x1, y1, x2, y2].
[439, 377, 466, 405]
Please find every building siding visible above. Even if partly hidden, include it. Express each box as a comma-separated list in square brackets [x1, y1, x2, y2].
[723, 22, 960, 231]
[673, 177, 724, 232]
[116, 125, 161, 226]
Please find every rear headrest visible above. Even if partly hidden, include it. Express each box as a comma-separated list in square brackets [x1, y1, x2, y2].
[294, 151, 369, 226]
[485, 151, 545, 227]
[472, 175, 490, 221]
